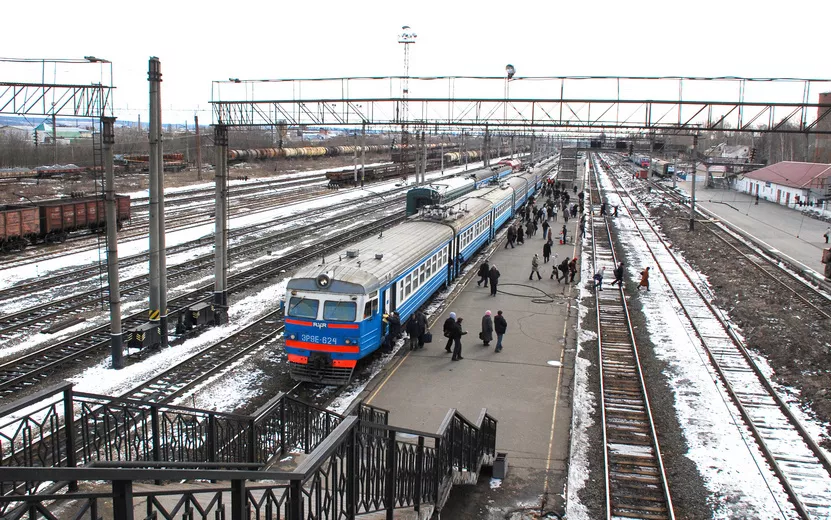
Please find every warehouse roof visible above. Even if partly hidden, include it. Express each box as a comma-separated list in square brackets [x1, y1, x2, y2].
[744, 161, 831, 189]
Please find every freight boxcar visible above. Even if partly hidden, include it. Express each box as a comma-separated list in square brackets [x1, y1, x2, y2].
[0, 195, 130, 252]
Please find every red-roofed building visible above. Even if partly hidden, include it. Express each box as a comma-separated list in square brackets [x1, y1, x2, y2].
[735, 161, 831, 208]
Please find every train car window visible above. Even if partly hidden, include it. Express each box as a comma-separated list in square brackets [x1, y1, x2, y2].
[420, 264, 426, 284]
[372, 298, 379, 314]
[323, 301, 357, 322]
[363, 301, 372, 319]
[288, 297, 319, 319]
[405, 278, 412, 298]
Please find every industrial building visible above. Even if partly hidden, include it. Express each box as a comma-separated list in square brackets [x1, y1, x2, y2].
[734, 161, 831, 207]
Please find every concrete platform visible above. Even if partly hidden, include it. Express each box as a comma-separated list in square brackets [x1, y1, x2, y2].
[356, 190, 584, 518]
[675, 180, 830, 274]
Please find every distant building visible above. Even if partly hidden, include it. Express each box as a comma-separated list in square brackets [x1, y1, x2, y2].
[734, 161, 831, 207]
[0, 125, 34, 140]
[34, 123, 93, 144]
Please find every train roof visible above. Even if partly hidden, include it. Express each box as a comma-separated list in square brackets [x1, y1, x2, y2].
[288, 220, 454, 294]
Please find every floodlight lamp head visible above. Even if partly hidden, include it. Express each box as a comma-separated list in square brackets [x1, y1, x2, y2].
[398, 25, 417, 44]
[505, 64, 515, 80]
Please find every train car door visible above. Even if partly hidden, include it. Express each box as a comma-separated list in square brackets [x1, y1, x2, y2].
[785, 192, 790, 206]
[776, 189, 781, 204]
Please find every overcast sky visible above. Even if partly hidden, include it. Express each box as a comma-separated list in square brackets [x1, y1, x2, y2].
[3, 0, 830, 126]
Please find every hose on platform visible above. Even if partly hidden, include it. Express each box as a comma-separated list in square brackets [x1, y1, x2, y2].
[495, 283, 572, 304]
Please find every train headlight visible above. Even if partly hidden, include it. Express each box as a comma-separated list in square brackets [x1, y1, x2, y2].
[345, 339, 351, 345]
[290, 334, 296, 340]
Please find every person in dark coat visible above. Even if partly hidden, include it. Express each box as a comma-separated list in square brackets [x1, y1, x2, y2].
[406, 315, 421, 351]
[388, 312, 401, 339]
[481, 310, 493, 346]
[451, 317, 467, 361]
[493, 310, 507, 352]
[543, 241, 552, 263]
[568, 257, 578, 283]
[561, 225, 568, 244]
[415, 309, 428, 348]
[517, 225, 525, 244]
[477, 261, 490, 287]
[488, 265, 500, 296]
[600, 202, 607, 216]
[610, 262, 624, 287]
[443, 312, 457, 353]
[542, 220, 550, 239]
[554, 257, 569, 282]
[506, 226, 516, 249]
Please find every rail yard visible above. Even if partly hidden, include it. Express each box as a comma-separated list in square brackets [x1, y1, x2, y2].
[1, 43, 831, 520]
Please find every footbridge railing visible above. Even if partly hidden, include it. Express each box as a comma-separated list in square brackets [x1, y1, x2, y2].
[0, 383, 497, 519]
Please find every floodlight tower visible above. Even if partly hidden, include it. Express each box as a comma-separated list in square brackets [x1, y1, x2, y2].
[398, 25, 417, 178]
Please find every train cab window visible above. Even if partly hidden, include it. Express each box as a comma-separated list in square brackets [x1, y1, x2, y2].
[323, 301, 357, 322]
[363, 301, 372, 319]
[288, 297, 319, 319]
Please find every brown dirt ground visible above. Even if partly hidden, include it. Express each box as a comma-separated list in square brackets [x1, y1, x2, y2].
[651, 201, 831, 448]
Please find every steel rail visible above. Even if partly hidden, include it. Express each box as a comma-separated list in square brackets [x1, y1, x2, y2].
[0, 201, 401, 337]
[598, 155, 831, 519]
[588, 161, 675, 520]
[0, 214, 407, 398]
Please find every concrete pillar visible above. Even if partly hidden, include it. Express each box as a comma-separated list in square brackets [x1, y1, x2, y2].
[152, 59, 168, 348]
[214, 125, 229, 324]
[102, 117, 123, 369]
[148, 58, 161, 333]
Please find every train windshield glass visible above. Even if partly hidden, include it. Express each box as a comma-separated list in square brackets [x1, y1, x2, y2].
[323, 301, 357, 322]
[288, 297, 319, 319]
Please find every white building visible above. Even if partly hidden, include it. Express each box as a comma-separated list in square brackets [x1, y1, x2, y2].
[734, 161, 831, 208]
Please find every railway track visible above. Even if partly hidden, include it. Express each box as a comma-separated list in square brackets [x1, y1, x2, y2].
[0, 181, 415, 305]
[587, 163, 676, 520]
[0, 213, 408, 399]
[595, 154, 831, 519]
[0, 201, 402, 337]
[0, 179, 330, 271]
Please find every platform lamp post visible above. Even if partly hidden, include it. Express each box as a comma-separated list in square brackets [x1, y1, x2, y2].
[690, 133, 699, 231]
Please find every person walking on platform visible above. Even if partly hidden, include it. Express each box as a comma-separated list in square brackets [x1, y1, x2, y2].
[477, 261, 490, 287]
[580, 214, 586, 238]
[638, 267, 651, 291]
[526, 221, 534, 239]
[489, 265, 501, 296]
[825, 226, 830, 244]
[542, 219, 550, 239]
[563, 209, 569, 224]
[481, 310, 493, 347]
[554, 256, 569, 282]
[593, 266, 606, 291]
[561, 224, 568, 245]
[610, 262, 624, 287]
[552, 205, 558, 222]
[451, 317, 467, 361]
[443, 312, 457, 353]
[517, 225, 525, 245]
[568, 257, 578, 283]
[494, 310, 507, 353]
[543, 241, 552, 263]
[529, 254, 542, 280]
[506, 226, 516, 248]
[415, 309, 428, 348]
[406, 315, 421, 351]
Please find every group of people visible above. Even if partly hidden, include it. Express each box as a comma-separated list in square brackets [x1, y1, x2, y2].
[476, 261, 501, 296]
[592, 262, 651, 291]
[443, 309, 508, 360]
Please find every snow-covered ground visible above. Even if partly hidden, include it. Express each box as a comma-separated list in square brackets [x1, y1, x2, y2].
[567, 161, 809, 519]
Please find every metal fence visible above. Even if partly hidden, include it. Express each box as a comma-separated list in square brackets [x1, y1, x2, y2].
[0, 383, 497, 519]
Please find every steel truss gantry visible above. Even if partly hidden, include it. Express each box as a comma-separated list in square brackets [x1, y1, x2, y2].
[211, 75, 831, 134]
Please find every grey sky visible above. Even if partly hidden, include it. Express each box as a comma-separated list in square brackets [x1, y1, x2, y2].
[3, 0, 829, 124]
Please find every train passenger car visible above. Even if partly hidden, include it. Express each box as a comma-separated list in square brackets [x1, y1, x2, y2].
[651, 159, 671, 178]
[284, 164, 542, 384]
[496, 158, 523, 172]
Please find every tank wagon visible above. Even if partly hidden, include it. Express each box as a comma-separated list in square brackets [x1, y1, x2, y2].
[0, 194, 130, 252]
[405, 163, 515, 216]
[284, 167, 541, 384]
[228, 145, 389, 162]
[325, 150, 488, 187]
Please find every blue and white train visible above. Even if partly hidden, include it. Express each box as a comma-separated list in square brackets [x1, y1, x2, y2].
[284, 168, 544, 384]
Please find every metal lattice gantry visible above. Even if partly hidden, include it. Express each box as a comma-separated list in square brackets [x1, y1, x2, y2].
[0, 57, 114, 118]
[211, 75, 831, 134]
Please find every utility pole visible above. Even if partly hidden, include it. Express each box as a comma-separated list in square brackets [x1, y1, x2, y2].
[214, 125, 229, 324]
[149, 57, 168, 348]
[484, 124, 490, 167]
[530, 130, 536, 166]
[52, 113, 57, 164]
[148, 58, 162, 341]
[352, 130, 358, 184]
[102, 117, 123, 369]
[195, 115, 202, 182]
[690, 134, 698, 231]
[421, 130, 427, 183]
[440, 141, 445, 174]
[361, 121, 366, 187]
[463, 130, 468, 171]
